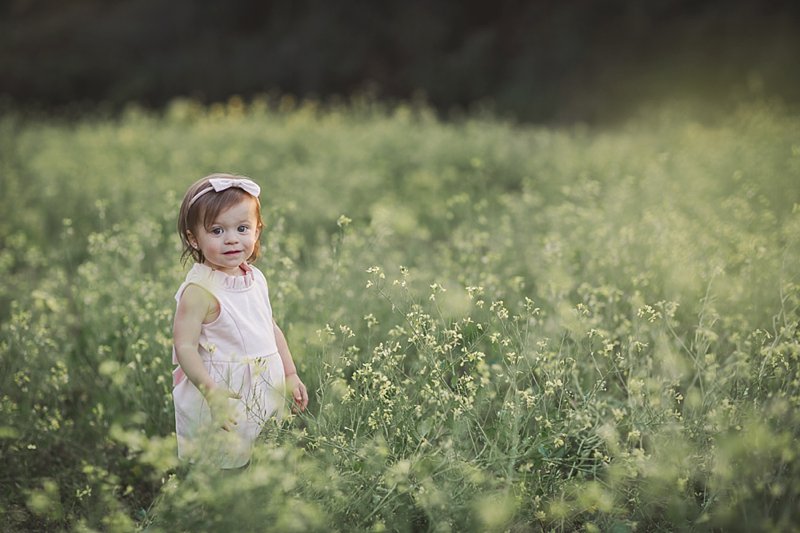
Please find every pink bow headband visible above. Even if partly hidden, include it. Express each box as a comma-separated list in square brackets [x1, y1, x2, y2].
[188, 177, 261, 208]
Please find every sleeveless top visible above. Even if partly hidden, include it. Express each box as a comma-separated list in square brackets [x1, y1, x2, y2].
[172, 262, 283, 468]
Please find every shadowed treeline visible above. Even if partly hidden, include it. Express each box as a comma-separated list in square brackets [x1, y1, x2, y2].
[1, 0, 799, 122]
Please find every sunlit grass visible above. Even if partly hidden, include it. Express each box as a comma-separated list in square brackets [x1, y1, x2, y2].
[1, 97, 799, 531]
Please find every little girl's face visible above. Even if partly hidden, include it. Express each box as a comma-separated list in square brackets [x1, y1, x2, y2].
[190, 197, 260, 275]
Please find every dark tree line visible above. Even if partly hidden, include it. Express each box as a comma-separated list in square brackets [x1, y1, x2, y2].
[2, 0, 798, 121]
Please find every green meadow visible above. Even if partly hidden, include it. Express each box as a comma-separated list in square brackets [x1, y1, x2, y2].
[1, 97, 799, 531]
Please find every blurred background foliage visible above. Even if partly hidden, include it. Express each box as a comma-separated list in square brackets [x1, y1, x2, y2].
[2, 1, 800, 530]
[1, 0, 799, 122]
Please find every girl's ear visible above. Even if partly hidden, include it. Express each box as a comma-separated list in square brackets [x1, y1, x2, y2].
[186, 231, 198, 249]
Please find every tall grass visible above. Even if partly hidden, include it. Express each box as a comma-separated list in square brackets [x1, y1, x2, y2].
[1, 97, 799, 531]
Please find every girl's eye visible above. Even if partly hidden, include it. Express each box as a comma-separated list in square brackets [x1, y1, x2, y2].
[238, 225, 249, 233]
[211, 227, 223, 235]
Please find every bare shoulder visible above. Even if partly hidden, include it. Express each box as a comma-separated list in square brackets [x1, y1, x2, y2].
[176, 283, 220, 323]
[249, 264, 267, 282]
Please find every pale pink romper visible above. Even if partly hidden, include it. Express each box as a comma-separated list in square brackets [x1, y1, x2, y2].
[172, 262, 285, 468]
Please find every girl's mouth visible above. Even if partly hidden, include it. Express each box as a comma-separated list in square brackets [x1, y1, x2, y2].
[224, 250, 241, 255]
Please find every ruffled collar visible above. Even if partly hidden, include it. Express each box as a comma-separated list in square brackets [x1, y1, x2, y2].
[189, 262, 255, 291]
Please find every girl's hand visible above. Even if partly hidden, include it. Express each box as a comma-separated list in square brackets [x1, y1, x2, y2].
[205, 386, 241, 431]
[285, 373, 308, 412]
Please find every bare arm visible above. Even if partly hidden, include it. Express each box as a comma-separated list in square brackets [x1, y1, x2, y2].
[273, 319, 308, 411]
[173, 284, 217, 394]
[273, 319, 296, 376]
[173, 284, 239, 430]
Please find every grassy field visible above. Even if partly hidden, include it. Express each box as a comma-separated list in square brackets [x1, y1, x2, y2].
[1, 97, 799, 531]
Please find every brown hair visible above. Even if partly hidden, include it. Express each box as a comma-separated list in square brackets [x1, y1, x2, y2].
[178, 173, 264, 265]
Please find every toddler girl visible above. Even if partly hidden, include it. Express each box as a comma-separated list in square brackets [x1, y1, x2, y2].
[171, 173, 308, 469]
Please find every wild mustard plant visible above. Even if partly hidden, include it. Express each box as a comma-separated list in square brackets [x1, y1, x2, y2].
[1, 99, 799, 531]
